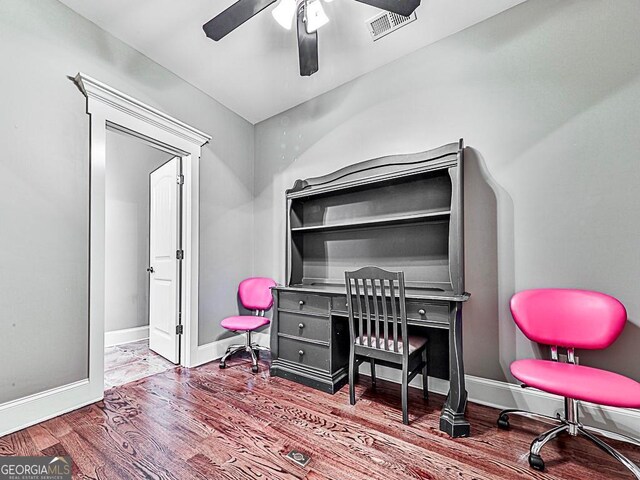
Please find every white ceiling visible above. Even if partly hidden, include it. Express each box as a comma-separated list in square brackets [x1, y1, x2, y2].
[59, 0, 525, 124]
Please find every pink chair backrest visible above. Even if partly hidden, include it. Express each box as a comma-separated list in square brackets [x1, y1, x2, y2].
[510, 289, 627, 350]
[238, 277, 277, 311]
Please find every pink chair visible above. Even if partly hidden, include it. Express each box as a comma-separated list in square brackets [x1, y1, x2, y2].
[219, 277, 277, 373]
[497, 289, 640, 477]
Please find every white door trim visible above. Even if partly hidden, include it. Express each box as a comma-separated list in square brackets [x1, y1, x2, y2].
[77, 72, 211, 378]
[0, 73, 211, 437]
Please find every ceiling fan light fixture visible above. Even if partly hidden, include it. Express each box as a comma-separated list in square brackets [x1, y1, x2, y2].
[305, 0, 329, 33]
[272, 0, 297, 30]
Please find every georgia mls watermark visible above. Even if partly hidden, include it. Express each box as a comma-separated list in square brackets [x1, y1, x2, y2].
[0, 456, 71, 480]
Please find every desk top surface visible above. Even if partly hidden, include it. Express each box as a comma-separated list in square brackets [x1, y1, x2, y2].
[272, 284, 470, 303]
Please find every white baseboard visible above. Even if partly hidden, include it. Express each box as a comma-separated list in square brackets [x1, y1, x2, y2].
[0, 380, 102, 437]
[105, 326, 149, 347]
[189, 331, 271, 368]
[361, 364, 640, 438]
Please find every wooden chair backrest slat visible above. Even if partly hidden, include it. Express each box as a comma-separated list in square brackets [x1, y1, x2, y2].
[345, 267, 408, 357]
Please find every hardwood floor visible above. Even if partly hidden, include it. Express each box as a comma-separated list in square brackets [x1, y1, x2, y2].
[1, 353, 637, 479]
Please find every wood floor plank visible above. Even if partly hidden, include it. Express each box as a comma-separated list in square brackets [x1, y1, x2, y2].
[27, 424, 59, 451]
[0, 430, 40, 457]
[128, 379, 324, 480]
[148, 371, 400, 480]
[1, 354, 638, 479]
[126, 372, 410, 480]
[185, 367, 525, 479]
[39, 415, 74, 438]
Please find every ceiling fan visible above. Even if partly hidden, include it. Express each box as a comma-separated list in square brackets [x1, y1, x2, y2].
[202, 0, 420, 77]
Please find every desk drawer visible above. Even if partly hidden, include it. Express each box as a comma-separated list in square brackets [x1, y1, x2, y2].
[406, 301, 449, 324]
[279, 292, 330, 315]
[278, 337, 330, 371]
[338, 295, 449, 325]
[278, 311, 329, 342]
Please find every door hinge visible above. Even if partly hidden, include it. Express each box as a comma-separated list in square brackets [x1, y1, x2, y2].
[177, 174, 184, 185]
[176, 324, 184, 335]
[176, 249, 184, 260]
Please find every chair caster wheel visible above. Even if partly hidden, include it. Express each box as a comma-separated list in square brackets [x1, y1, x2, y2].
[529, 454, 544, 471]
[219, 361, 226, 369]
[251, 365, 259, 373]
[497, 414, 510, 429]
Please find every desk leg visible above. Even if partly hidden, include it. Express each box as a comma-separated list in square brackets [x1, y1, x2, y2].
[439, 302, 470, 437]
[269, 293, 279, 374]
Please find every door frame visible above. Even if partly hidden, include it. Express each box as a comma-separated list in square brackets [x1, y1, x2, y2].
[76, 73, 211, 399]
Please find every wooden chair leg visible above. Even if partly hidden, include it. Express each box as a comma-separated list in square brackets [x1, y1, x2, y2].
[349, 350, 356, 406]
[370, 358, 376, 388]
[401, 366, 409, 425]
[422, 348, 429, 400]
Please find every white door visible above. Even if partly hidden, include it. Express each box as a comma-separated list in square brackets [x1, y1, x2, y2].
[148, 157, 181, 364]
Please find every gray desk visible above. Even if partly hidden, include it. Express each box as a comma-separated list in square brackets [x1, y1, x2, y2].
[270, 284, 471, 438]
[269, 140, 471, 437]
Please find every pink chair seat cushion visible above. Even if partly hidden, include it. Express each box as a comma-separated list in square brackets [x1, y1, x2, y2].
[355, 335, 426, 354]
[221, 315, 270, 331]
[511, 359, 640, 408]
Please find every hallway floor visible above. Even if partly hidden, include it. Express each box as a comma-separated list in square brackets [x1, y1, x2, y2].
[104, 339, 175, 389]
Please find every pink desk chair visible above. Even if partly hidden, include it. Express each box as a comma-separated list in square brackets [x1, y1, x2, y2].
[219, 277, 277, 373]
[497, 289, 640, 477]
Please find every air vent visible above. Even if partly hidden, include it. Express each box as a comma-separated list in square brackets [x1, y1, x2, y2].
[366, 10, 417, 41]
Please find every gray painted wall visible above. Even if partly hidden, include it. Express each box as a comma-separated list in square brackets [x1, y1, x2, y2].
[0, 0, 254, 403]
[105, 131, 174, 334]
[254, 0, 640, 383]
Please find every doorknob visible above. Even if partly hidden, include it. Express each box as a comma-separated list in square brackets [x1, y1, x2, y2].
[147, 266, 154, 273]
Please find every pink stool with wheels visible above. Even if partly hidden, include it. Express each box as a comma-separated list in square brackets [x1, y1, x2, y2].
[497, 288, 640, 477]
[219, 277, 277, 373]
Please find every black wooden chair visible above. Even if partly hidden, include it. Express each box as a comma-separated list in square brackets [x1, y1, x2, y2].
[345, 266, 429, 425]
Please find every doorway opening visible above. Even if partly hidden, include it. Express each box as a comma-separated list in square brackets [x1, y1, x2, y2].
[0, 73, 210, 435]
[103, 130, 182, 389]
[74, 72, 210, 404]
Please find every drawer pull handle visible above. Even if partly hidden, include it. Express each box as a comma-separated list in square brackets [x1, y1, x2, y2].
[298, 323, 305, 329]
[298, 350, 304, 356]
[418, 309, 426, 316]
[299, 300, 305, 306]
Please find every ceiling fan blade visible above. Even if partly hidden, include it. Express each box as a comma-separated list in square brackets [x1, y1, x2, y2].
[353, 0, 420, 17]
[203, 0, 277, 41]
[297, 3, 319, 76]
